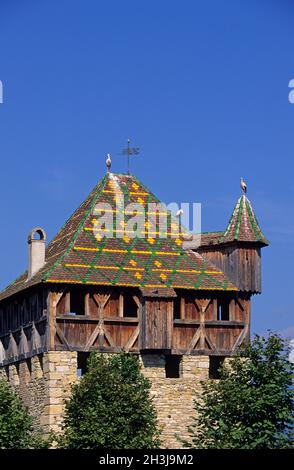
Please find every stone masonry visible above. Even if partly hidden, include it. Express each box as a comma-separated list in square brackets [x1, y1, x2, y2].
[0, 351, 77, 436]
[141, 354, 209, 449]
[0, 352, 209, 448]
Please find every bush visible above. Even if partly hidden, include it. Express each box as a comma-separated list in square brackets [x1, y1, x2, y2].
[185, 333, 294, 449]
[60, 353, 161, 449]
[0, 377, 48, 449]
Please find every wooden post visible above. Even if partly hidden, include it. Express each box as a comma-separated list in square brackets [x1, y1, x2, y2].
[229, 298, 236, 322]
[47, 291, 62, 351]
[119, 293, 124, 317]
[199, 309, 205, 349]
[65, 291, 70, 314]
[212, 298, 218, 321]
[243, 297, 251, 343]
[166, 300, 173, 349]
[180, 297, 185, 320]
[85, 293, 90, 316]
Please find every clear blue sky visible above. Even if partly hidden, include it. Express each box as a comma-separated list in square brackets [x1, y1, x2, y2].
[0, 0, 293, 337]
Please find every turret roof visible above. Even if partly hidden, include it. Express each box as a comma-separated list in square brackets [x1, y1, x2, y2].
[219, 195, 269, 245]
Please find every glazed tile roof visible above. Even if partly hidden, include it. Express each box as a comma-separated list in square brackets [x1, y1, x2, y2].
[0, 173, 237, 301]
[219, 195, 269, 245]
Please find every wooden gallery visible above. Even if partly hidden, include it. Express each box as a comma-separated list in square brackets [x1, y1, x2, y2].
[0, 163, 268, 448]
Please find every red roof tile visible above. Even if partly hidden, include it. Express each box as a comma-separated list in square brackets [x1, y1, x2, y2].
[0, 173, 237, 301]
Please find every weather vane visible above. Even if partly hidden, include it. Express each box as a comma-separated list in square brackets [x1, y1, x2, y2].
[121, 139, 140, 175]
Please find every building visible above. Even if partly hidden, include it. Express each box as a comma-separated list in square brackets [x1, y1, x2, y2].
[0, 164, 268, 448]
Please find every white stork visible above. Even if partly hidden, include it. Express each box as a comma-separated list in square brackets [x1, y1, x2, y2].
[240, 177, 247, 194]
[106, 154, 112, 173]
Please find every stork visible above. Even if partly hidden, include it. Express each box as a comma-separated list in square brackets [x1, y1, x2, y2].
[106, 154, 112, 173]
[240, 177, 247, 194]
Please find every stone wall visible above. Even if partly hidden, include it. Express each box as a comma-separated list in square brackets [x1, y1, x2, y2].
[140, 354, 209, 448]
[0, 351, 209, 448]
[0, 351, 78, 436]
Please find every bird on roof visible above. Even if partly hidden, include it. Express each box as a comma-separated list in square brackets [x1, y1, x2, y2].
[240, 177, 247, 194]
[106, 154, 112, 173]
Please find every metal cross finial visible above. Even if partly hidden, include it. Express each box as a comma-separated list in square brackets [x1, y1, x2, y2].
[121, 138, 140, 175]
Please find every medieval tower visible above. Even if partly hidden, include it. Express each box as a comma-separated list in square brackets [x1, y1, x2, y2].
[0, 163, 268, 448]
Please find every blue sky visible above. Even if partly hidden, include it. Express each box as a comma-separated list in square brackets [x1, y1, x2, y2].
[0, 0, 293, 337]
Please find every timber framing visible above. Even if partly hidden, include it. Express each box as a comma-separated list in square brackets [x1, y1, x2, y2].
[0, 284, 251, 366]
[0, 171, 268, 367]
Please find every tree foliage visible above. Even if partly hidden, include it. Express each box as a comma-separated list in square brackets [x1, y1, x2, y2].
[0, 377, 48, 449]
[60, 353, 161, 449]
[187, 333, 294, 449]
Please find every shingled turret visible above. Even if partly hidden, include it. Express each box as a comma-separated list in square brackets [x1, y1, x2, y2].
[197, 193, 269, 294]
[219, 195, 268, 246]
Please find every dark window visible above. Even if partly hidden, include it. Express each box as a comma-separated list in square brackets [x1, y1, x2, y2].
[209, 356, 225, 379]
[173, 297, 181, 319]
[70, 290, 85, 315]
[123, 293, 138, 317]
[77, 352, 90, 377]
[165, 355, 181, 378]
[217, 299, 230, 321]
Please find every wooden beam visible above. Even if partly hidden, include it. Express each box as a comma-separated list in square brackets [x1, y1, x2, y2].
[180, 297, 185, 320]
[119, 293, 124, 317]
[84, 322, 102, 350]
[65, 291, 70, 314]
[166, 300, 173, 349]
[85, 293, 90, 316]
[56, 325, 72, 351]
[186, 328, 201, 354]
[93, 293, 111, 310]
[174, 319, 245, 327]
[124, 326, 140, 352]
[212, 299, 218, 321]
[195, 298, 211, 313]
[104, 329, 119, 350]
[236, 298, 245, 311]
[232, 324, 249, 353]
[204, 330, 216, 352]
[47, 292, 62, 350]
[132, 295, 140, 309]
[172, 348, 233, 356]
[229, 299, 236, 321]
[199, 309, 205, 349]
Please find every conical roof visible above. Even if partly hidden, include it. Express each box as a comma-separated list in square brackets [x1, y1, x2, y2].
[219, 195, 269, 245]
[0, 173, 237, 300]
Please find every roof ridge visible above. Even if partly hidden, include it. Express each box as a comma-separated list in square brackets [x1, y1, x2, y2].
[44, 174, 109, 281]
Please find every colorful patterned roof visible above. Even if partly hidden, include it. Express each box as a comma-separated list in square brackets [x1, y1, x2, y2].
[219, 195, 269, 245]
[0, 173, 237, 301]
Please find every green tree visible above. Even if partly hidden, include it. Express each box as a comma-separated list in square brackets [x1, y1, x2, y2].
[0, 377, 48, 449]
[186, 333, 294, 449]
[60, 353, 161, 449]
